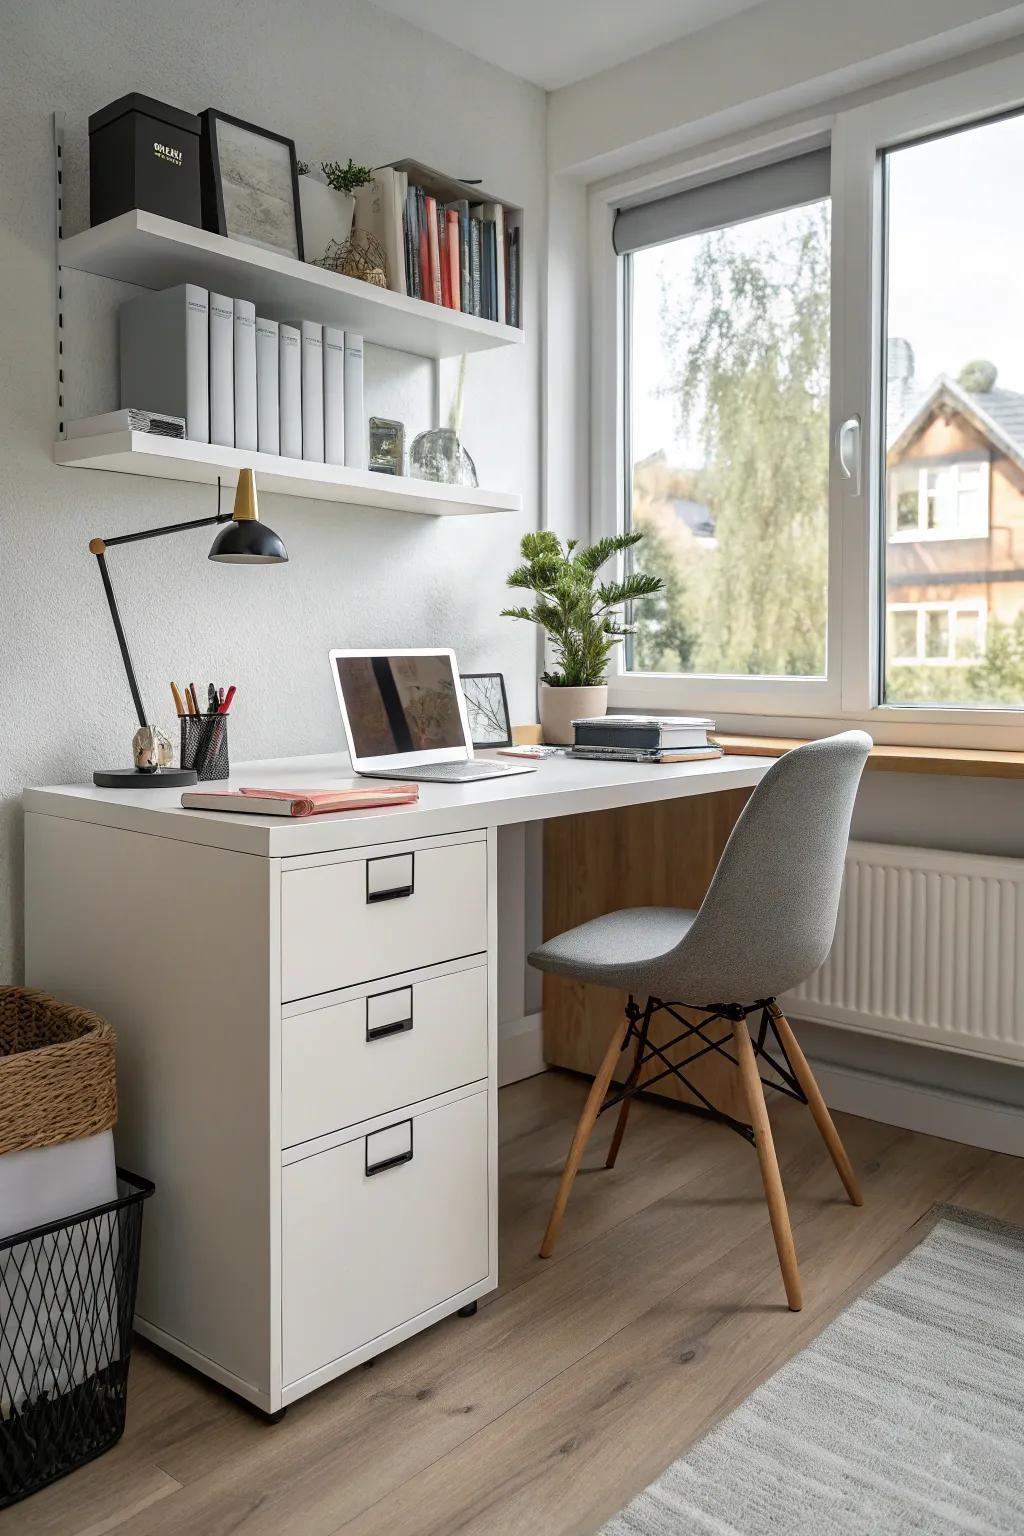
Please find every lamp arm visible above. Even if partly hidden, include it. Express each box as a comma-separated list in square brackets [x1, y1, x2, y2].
[89, 478, 232, 729]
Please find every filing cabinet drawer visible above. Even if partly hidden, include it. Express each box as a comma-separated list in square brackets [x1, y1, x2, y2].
[282, 1089, 489, 1386]
[282, 962, 488, 1147]
[281, 837, 487, 1002]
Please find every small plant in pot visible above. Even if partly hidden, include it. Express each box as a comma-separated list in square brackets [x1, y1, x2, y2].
[297, 157, 374, 263]
[502, 530, 663, 744]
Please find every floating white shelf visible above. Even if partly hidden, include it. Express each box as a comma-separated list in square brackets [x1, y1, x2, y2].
[54, 433, 521, 518]
[59, 211, 525, 360]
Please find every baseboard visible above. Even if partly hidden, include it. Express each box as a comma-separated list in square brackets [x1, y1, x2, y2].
[498, 1012, 545, 1087]
[809, 1056, 1024, 1156]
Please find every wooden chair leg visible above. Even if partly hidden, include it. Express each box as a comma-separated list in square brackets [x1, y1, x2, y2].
[732, 1017, 803, 1312]
[605, 1025, 645, 1169]
[770, 1005, 863, 1207]
[539, 1013, 630, 1259]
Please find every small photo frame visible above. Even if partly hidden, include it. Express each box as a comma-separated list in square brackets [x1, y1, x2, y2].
[461, 673, 512, 749]
[199, 109, 303, 261]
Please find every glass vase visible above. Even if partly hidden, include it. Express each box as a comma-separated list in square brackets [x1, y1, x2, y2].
[408, 428, 478, 487]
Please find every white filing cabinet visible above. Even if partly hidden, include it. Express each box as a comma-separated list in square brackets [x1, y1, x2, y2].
[23, 815, 498, 1415]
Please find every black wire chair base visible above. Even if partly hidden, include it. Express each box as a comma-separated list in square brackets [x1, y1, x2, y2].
[597, 996, 808, 1146]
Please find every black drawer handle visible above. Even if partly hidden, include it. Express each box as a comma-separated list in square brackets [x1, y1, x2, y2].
[366, 852, 416, 904]
[365, 1119, 414, 1177]
[366, 1015, 413, 1042]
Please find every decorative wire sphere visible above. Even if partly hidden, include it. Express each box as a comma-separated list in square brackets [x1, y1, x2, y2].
[316, 232, 388, 288]
[409, 428, 478, 487]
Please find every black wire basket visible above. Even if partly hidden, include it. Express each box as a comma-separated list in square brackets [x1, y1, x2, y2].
[180, 714, 229, 782]
[0, 1169, 154, 1508]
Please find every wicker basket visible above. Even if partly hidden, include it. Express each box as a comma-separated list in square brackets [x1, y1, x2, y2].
[0, 987, 116, 1158]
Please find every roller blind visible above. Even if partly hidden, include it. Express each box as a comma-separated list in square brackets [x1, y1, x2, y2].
[613, 148, 830, 256]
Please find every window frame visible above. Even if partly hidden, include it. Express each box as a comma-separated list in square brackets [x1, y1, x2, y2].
[887, 600, 987, 666]
[592, 53, 1024, 746]
[887, 460, 990, 543]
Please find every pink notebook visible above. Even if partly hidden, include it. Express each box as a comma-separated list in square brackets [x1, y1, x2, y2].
[180, 785, 419, 818]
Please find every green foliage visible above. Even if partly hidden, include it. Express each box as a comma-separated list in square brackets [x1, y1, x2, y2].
[630, 515, 697, 672]
[502, 530, 663, 687]
[645, 206, 831, 676]
[296, 159, 312, 177]
[887, 613, 1024, 707]
[321, 158, 375, 195]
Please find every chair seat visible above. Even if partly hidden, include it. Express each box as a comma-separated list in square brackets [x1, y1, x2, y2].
[529, 907, 698, 992]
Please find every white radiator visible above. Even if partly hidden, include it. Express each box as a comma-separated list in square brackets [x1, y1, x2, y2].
[783, 840, 1024, 1065]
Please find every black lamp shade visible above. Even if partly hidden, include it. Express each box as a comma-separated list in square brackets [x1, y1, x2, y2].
[208, 519, 288, 563]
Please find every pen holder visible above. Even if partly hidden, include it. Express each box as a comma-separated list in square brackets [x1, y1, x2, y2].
[180, 714, 229, 782]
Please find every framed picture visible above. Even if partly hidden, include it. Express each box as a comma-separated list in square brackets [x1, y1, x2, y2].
[460, 673, 512, 749]
[199, 109, 303, 261]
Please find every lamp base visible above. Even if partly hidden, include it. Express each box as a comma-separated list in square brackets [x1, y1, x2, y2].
[93, 767, 198, 788]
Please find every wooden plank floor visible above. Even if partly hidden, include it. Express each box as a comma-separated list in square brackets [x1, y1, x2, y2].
[9, 1071, 1022, 1536]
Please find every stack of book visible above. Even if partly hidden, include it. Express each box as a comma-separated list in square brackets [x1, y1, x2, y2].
[570, 716, 722, 764]
[352, 164, 522, 327]
[118, 284, 367, 468]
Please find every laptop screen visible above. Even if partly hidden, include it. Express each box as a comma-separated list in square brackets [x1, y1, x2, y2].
[334, 653, 468, 759]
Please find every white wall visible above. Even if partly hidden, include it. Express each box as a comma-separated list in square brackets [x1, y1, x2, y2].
[0, 0, 545, 1016]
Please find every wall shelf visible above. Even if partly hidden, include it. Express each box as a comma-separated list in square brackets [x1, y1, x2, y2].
[54, 433, 521, 517]
[59, 211, 525, 360]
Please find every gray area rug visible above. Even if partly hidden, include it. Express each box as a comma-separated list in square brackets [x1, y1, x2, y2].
[602, 1207, 1024, 1535]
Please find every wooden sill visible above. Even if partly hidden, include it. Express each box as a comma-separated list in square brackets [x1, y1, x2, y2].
[716, 735, 1024, 780]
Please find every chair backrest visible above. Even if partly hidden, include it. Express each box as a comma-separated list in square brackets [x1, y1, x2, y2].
[660, 732, 871, 1005]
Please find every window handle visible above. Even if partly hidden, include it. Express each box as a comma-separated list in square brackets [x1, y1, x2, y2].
[836, 416, 861, 497]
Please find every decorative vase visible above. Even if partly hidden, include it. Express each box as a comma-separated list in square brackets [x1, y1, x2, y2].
[409, 428, 478, 487]
[539, 683, 608, 746]
[298, 176, 355, 264]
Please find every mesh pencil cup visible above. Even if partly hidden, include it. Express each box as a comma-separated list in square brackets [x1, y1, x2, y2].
[180, 715, 229, 782]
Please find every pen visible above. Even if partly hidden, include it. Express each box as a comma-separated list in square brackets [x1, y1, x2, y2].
[170, 682, 186, 718]
[208, 683, 218, 715]
[218, 686, 225, 709]
[218, 685, 236, 714]
[188, 683, 201, 716]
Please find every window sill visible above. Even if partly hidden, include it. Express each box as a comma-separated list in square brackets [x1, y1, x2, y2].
[717, 734, 1024, 779]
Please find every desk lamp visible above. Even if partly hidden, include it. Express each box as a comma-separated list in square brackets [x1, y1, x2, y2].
[89, 470, 287, 788]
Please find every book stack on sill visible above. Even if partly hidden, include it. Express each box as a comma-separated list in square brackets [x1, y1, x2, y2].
[353, 165, 522, 327]
[570, 716, 723, 764]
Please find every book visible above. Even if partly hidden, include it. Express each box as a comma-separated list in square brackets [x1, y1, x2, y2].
[282, 319, 324, 462]
[570, 745, 724, 764]
[278, 322, 302, 459]
[469, 217, 482, 317]
[232, 298, 257, 452]
[478, 217, 497, 319]
[416, 187, 431, 301]
[343, 332, 366, 469]
[119, 282, 209, 444]
[480, 204, 506, 323]
[68, 408, 184, 438]
[353, 169, 407, 295]
[254, 318, 279, 456]
[181, 784, 419, 817]
[507, 224, 521, 327]
[446, 207, 461, 312]
[425, 195, 442, 305]
[572, 715, 716, 750]
[454, 200, 471, 314]
[438, 204, 452, 308]
[323, 325, 346, 467]
[405, 185, 420, 298]
[208, 291, 234, 447]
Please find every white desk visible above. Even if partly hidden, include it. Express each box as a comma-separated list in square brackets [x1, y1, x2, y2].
[23, 750, 769, 1416]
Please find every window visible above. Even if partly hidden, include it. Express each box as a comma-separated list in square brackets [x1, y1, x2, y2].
[618, 153, 831, 683]
[880, 109, 1024, 709]
[597, 53, 1024, 734]
[887, 602, 986, 665]
[888, 461, 989, 541]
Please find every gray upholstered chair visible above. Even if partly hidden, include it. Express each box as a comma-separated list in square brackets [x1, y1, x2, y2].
[529, 731, 872, 1311]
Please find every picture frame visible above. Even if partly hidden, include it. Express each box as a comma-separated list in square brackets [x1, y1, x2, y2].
[199, 109, 304, 261]
[460, 673, 512, 749]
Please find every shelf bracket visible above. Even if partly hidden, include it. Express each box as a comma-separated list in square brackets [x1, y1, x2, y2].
[53, 110, 66, 440]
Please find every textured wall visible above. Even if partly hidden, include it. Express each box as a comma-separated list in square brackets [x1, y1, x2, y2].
[0, 1, 545, 986]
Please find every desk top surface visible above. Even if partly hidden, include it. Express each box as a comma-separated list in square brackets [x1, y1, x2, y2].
[24, 751, 771, 858]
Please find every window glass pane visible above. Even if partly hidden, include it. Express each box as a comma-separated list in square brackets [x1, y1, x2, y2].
[627, 194, 830, 677]
[883, 112, 1024, 708]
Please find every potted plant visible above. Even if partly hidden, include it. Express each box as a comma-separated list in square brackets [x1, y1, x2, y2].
[297, 157, 374, 263]
[502, 530, 663, 744]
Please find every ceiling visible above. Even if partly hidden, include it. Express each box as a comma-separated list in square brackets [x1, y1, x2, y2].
[367, 0, 769, 90]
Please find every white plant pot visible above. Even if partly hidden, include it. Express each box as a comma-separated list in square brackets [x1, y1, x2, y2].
[539, 683, 608, 746]
[298, 177, 355, 264]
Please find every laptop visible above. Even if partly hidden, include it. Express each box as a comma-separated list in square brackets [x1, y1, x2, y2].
[329, 648, 538, 783]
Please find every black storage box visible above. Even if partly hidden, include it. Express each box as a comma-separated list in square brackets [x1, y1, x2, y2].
[89, 94, 201, 229]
